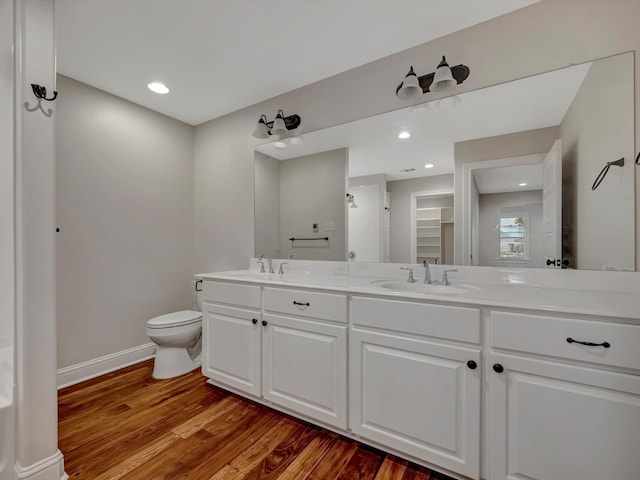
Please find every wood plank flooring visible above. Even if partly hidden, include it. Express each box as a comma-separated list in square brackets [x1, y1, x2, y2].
[58, 359, 455, 480]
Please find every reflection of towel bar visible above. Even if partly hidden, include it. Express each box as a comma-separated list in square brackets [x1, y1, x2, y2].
[289, 237, 329, 241]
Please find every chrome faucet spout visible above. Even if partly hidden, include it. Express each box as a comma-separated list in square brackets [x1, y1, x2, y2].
[422, 259, 432, 284]
[258, 255, 274, 274]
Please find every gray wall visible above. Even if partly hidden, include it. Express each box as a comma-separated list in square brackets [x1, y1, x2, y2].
[454, 126, 559, 263]
[193, 0, 640, 274]
[386, 174, 454, 263]
[559, 53, 635, 270]
[279, 149, 347, 261]
[254, 151, 281, 259]
[56, 75, 195, 368]
[478, 190, 544, 268]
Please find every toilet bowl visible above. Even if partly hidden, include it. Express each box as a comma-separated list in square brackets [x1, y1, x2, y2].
[146, 310, 202, 379]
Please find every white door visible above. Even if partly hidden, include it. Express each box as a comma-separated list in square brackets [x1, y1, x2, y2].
[202, 304, 261, 396]
[542, 139, 562, 267]
[490, 352, 640, 480]
[262, 313, 347, 429]
[350, 328, 481, 479]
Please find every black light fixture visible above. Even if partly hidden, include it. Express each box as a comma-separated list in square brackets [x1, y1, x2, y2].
[252, 109, 301, 139]
[396, 56, 470, 101]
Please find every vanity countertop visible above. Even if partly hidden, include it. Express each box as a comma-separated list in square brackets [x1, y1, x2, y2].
[198, 267, 640, 320]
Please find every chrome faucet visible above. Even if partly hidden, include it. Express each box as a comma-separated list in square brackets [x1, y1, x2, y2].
[278, 262, 288, 274]
[258, 255, 274, 274]
[400, 267, 416, 283]
[422, 259, 432, 284]
[442, 269, 458, 286]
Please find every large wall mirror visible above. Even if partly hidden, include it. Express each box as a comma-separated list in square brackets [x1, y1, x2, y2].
[254, 51, 635, 271]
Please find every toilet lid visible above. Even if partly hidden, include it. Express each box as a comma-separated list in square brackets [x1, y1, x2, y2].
[147, 310, 202, 328]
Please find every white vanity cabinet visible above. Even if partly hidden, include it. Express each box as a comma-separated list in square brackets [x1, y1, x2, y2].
[201, 281, 262, 396]
[262, 287, 348, 429]
[349, 296, 482, 479]
[489, 311, 640, 480]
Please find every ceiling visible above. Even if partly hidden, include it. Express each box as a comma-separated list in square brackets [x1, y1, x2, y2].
[55, 0, 539, 126]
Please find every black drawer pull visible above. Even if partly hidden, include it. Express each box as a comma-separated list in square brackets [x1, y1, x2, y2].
[293, 301, 310, 307]
[262, 320, 268, 327]
[493, 363, 504, 373]
[251, 318, 258, 325]
[467, 360, 477, 370]
[567, 337, 610, 348]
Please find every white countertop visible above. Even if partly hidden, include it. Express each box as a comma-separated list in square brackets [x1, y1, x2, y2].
[198, 263, 640, 320]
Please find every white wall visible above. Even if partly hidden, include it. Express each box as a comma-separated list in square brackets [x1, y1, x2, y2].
[478, 190, 544, 268]
[279, 149, 347, 261]
[349, 174, 387, 262]
[559, 53, 635, 270]
[56, 75, 195, 368]
[387, 174, 454, 263]
[193, 0, 640, 274]
[0, 0, 13, 342]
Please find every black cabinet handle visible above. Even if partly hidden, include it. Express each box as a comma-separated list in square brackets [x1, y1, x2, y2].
[493, 363, 504, 373]
[251, 318, 258, 325]
[467, 360, 477, 370]
[567, 337, 610, 348]
[293, 301, 310, 307]
[195, 280, 203, 292]
[261, 320, 268, 327]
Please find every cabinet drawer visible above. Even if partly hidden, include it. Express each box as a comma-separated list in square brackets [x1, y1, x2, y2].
[263, 287, 347, 323]
[351, 296, 481, 344]
[203, 281, 261, 309]
[491, 311, 640, 371]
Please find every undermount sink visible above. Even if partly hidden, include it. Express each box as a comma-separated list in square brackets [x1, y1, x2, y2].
[371, 280, 472, 295]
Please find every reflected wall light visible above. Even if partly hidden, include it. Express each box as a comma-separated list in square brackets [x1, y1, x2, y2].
[396, 56, 470, 101]
[252, 109, 301, 139]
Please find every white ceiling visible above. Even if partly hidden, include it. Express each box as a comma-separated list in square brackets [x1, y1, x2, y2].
[55, 0, 539, 126]
[473, 160, 544, 194]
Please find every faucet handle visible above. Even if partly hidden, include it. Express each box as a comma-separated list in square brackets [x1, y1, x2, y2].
[257, 260, 266, 273]
[442, 269, 458, 285]
[278, 262, 288, 275]
[400, 267, 416, 283]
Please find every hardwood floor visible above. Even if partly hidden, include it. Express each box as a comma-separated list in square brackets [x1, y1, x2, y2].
[58, 359, 455, 480]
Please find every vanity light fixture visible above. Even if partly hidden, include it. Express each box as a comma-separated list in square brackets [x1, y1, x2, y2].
[424, 163, 434, 169]
[147, 82, 169, 94]
[396, 56, 470, 101]
[252, 109, 301, 139]
[398, 131, 411, 139]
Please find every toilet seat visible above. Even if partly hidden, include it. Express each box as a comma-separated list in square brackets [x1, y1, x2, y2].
[147, 310, 202, 329]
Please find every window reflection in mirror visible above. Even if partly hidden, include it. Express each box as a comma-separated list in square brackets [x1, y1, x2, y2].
[254, 51, 635, 271]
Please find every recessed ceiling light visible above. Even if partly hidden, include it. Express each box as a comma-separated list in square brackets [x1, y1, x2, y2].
[147, 82, 169, 94]
[398, 131, 411, 139]
[424, 163, 434, 169]
[519, 182, 528, 186]
[274, 141, 287, 148]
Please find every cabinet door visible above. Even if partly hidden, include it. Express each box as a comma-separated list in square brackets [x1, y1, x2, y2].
[202, 303, 261, 397]
[350, 328, 481, 479]
[262, 313, 347, 429]
[490, 353, 640, 480]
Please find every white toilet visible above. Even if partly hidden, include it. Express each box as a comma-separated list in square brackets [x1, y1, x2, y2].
[146, 302, 203, 379]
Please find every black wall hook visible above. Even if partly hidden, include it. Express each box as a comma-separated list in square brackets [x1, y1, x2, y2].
[591, 157, 624, 190]
[31, 83, 58, 101]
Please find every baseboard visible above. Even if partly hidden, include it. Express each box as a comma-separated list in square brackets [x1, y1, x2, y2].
[57, 343, 156, 389]
[14, 450, 67, 480]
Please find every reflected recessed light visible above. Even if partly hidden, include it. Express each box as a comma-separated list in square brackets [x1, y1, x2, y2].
[274, 141, 287, 148]
[398, 131, 411, 139]
[424, 163, 434, 169]
[147, 82, 169, 94]
[519, 182, 528, 186]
